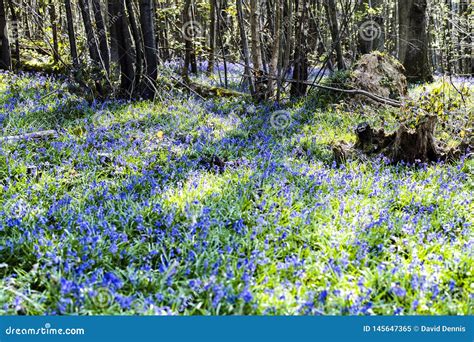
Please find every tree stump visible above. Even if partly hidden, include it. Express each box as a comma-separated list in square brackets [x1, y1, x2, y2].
[333, 115, 472, 164]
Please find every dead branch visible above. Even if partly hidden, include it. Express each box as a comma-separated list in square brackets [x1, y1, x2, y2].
[0, 130, 58, 144]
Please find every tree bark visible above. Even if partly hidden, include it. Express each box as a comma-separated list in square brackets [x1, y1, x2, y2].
[236, 0, 253, 92]
[266, 0, 282, 99]
[110, 0, 135, 96]
[357, 0, 385, 54]
[250, 0, 264, 99]
[65, 0, 79, 69]
[398, 0, 432, 82]
[6, 0, 18, 69]
[324, 0, 345, 70]
[125, 0, 143, 90]
[49, 0, 59, 64]
[92, 0, 110, 73]
[0, 0, 11, 70]
[290, 0, 309, 97]
[78, 0, 101, 67]
[208, 0, 216, 73]
[139, 0, 159, 99]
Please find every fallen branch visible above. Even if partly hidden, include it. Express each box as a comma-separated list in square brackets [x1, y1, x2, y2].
[0, 130, 58, 144]
[310, 83, 402, 107]
[280, 78, 402, 107]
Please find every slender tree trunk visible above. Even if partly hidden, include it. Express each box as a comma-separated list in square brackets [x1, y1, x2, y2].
[216, 0, 228, 87]
[459, 0, 472, 75]
[49, 0, 59, 64]
[398, 0, 432, 82]
[291, 0, 309, 97]
[126, 0, 143, 90]
[65, 0, 79, 69]
[266, 0, 282, 99]
[108, 0, 119, 78]
[111, 0, 135, 95]
[236, 0, 253, 92]
[78, 0, 101, 66]
[324, 0, 345, 70]
[139, 0, 158, 99]
[278, 0, 293, 100]
[250, 0, 263, 99]
[182, 0, 195, 77]
[92, 0, 110, 73]
[0, 0, 11, 70]
[7, 0, 19, 69]
[208, 0, 216, 73]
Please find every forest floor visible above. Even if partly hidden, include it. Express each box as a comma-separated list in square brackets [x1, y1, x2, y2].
[0, 70, 472, 315]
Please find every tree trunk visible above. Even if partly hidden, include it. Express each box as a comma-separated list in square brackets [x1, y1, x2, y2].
[110, 0, 135, 96]
[357, 0, 385, 55]
[78, 0, 101, 67]
[459, 0, 472, 75]
[125, 0, 143, 90]
[49, 0, 59, 64]
[139, 0, 158, 99]
[108, 0, 119, 78]
[208, 0, 216, 73]
[0, 0, 11, 70]
[398, 0, 432, 82]
[65, 0, 79, 69]
[250, 0, 263, 99]
[6, 0, 19, 69]
[216, 0, 228, 87]
[92, 0, 110, 73]
[266, 0, 282, 99]
[182, 0, 197, 77]
[290, 0, 308, 97]
[236, 0, 253, 92]
[324, 0, 345, 70]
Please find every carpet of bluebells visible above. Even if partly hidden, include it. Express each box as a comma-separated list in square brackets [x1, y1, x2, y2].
[0, 70, 473, 315]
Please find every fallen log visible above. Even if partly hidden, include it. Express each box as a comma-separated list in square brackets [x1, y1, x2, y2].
[0, 130, 58, 144]
[168, 75, 248, 99]
[333, 115, 472, 164]
[187, 82, 248, 98]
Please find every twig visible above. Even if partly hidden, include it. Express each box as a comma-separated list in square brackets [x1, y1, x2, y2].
[0, 130, 58, 143]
